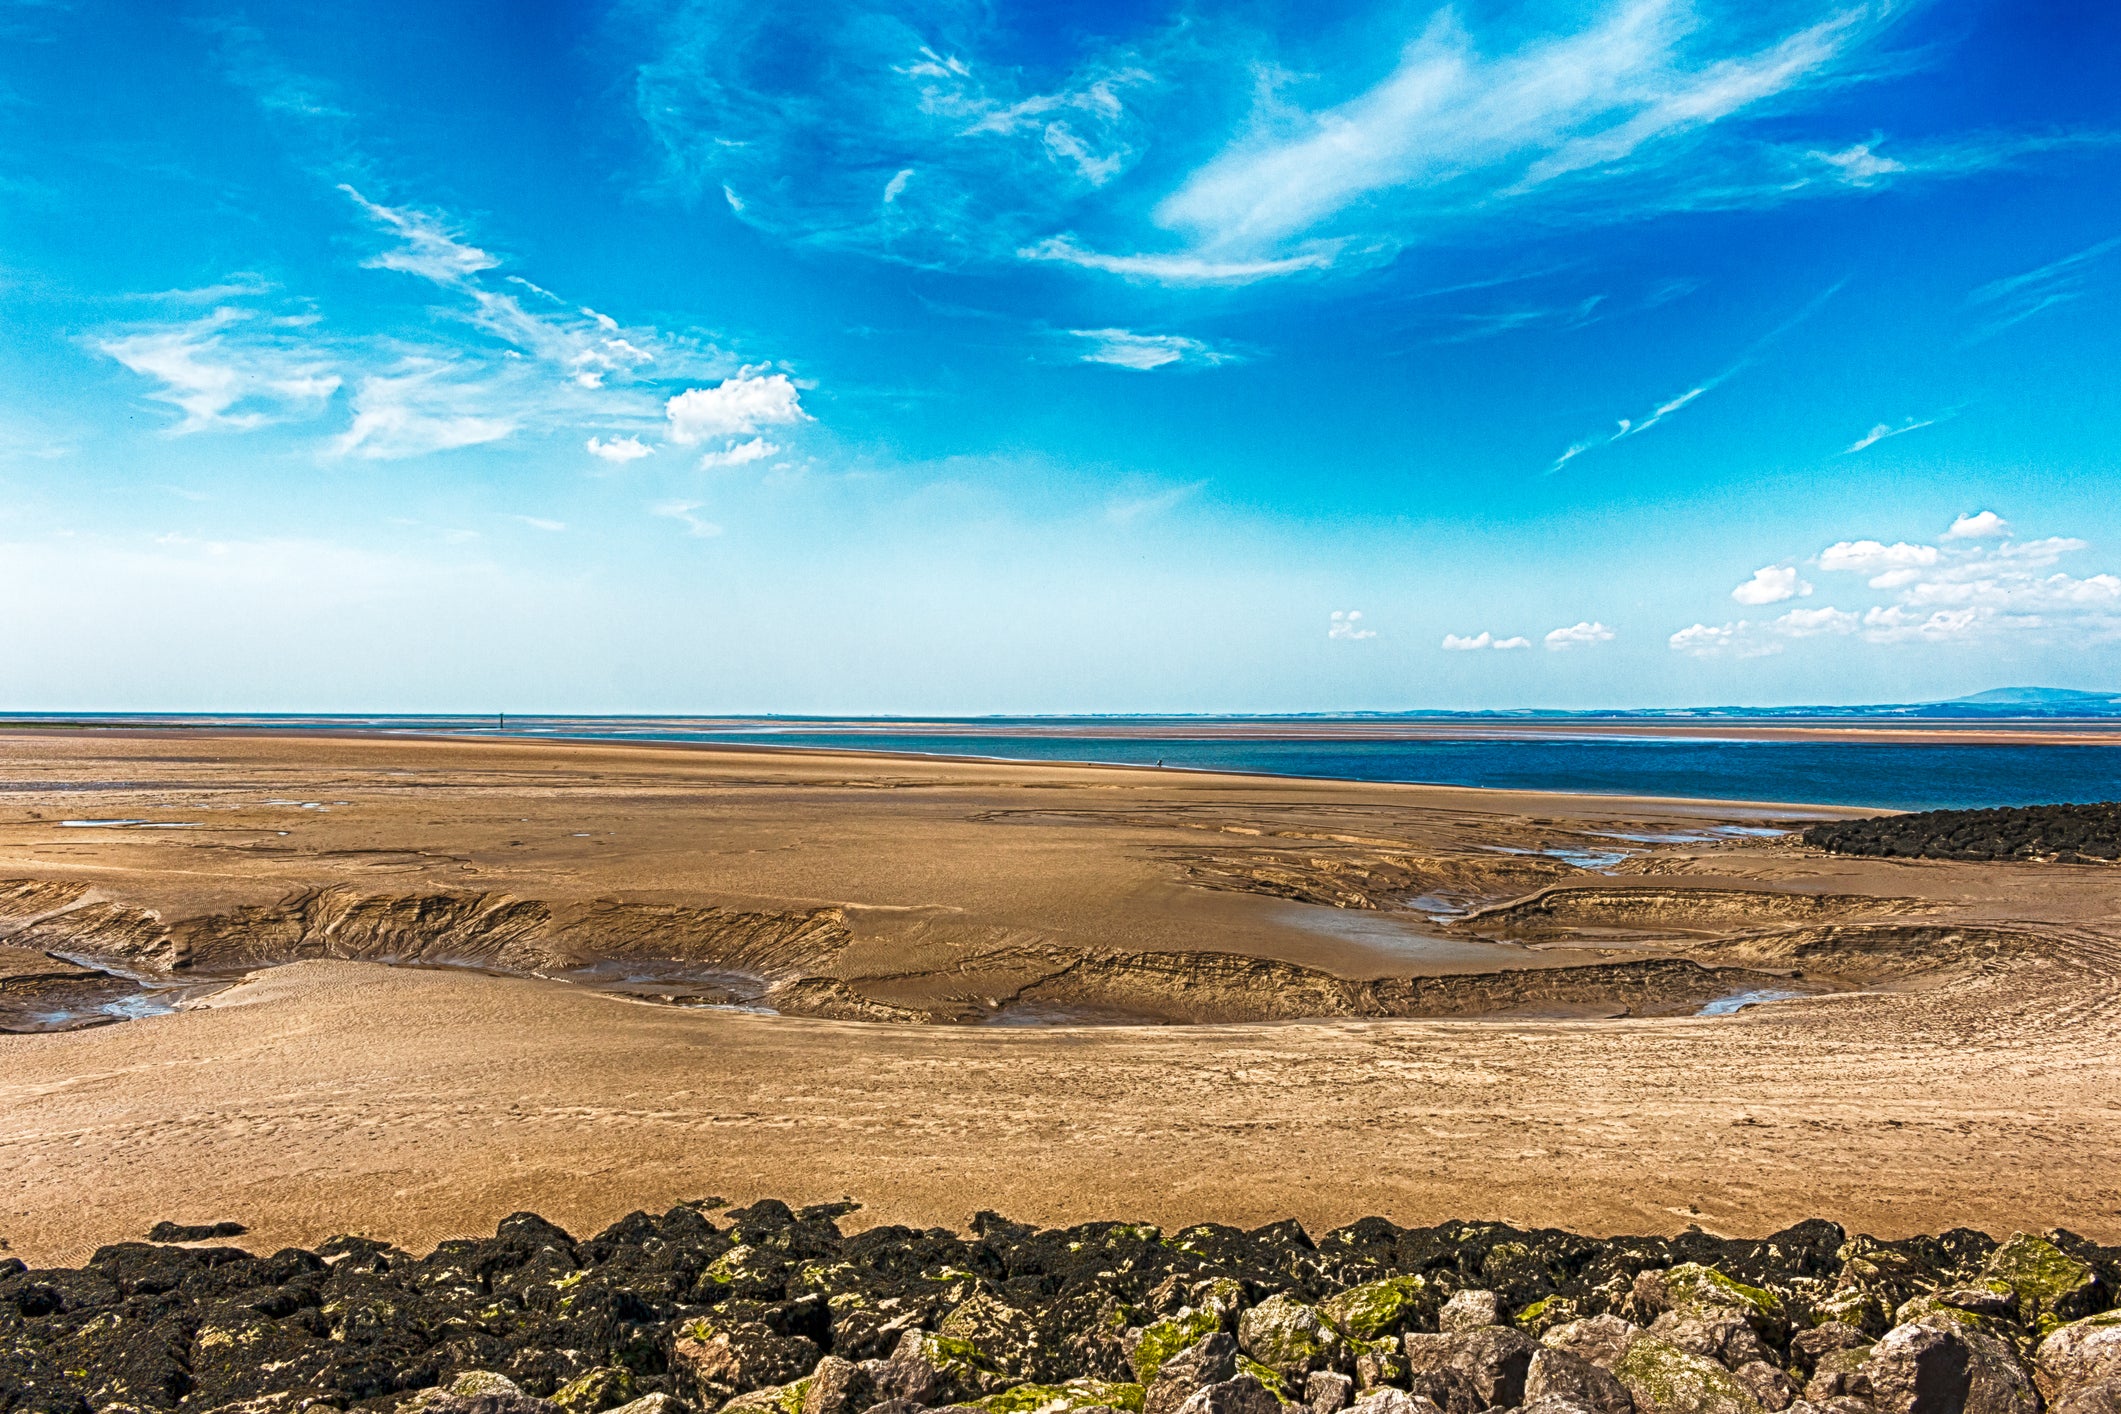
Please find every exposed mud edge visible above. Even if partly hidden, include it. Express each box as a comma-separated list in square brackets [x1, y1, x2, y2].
[0, 879, 855, 980]
[1692, 921, 2089, 983]
[999, 949, 1809, 1024]
[765, 976, 931, 1023]
[1454, 883, 1938, 937]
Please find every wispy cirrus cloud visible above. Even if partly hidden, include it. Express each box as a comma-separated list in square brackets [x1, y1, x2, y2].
[1844, 413, 1941, 453]
[96, 306, 340, 433]
[1966, 237, 2121, 340]
[1068, 328, 1233, 371]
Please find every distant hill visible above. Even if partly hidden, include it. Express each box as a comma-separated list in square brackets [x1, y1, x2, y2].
[1950, 686, 2121, 707]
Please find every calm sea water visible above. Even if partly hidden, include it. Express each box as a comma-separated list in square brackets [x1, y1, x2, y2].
[522, 726, 2120, 812]
[10, 715, 2118, 812]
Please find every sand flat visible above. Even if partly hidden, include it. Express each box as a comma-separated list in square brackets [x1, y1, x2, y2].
[0, 729, 2117, 1264]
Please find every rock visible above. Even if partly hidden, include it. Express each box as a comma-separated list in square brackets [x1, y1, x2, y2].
[146, 1220, 246, 1242]
[1402, 1327, 1537, 1414]
[2054, 1379, 2121, 1414]
[1146, 1336, 1240, 1414]
[1132, 1312, 1232, 1383]
[943, 1294, 1042, 1382]
[1174, 1376, 1284, 1414]
[1239, 1295, 1342, 1378]
[553, 1368, 640, 1414]
[1613, 1334, 1766, 1414]
[1813, 1291, 1893, 1339]
[1323, 1278, 1435, 1343]
[1304, 1371, 1353, 1414]
[964, 1378, 1143, 1413]
[671, 1318, 823, 1403]
[1660, 1265, 1790, 1343]
[805, 1357, 878, 1414]
[874, 1330, 1009, 1408]
[606, 1397, 688, 1414]
[2035, 1312, 2121, 1405]
[1934, 1288, 2018, 1322]
[1438, 1292, 1501, 1335]
[1804, 1347, 1876, 1404]
[1733, 1362, 1799, 1412]
[1981, 1235, 2099, 1336]
[1790, 1327, 1875, 1380]
[1353, 1349, 1407, 1392]
[1348, 1391, 1432, 1414]
[1648, 1309, 1776, 1371]
[1525, 1346, 1633, 1414]
[1518, 1298, 1585, 1338]
[1856, 1323, 1967, 1414]
[1542, 1316, 1644, 1372]
[723, 1383, 812, 1414]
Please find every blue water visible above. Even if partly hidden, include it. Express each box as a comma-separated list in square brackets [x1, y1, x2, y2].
[514, 727, 2121, 812]
[8, 714, 2118, 812]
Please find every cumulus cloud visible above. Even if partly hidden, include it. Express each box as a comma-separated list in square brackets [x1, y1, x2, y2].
[666, 370, 808, 444]
[1329, 610, 1376, 640]
[1669, 621, 1754, 657]
[1068, 328, 1232, 371]
[1945, 510, 2009, 540]
[1442, 631, 1531, 651]
[697, 437, 780, 469]
[1774, 605, 1859, 637]
[586, 435, 654, 463]
[1731, 564, 1811, 606]
[1544, 621, 1614, 650]
[1817, 539, 1939, 580]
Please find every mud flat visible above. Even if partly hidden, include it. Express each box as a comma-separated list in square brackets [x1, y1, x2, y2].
[1, 730, 2118, 1266]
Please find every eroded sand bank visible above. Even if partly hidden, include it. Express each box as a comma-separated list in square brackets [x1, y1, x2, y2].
[0, 730, 2117, 1264]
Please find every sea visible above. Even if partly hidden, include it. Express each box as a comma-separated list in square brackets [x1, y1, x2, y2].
[10, 714, 2119, 813]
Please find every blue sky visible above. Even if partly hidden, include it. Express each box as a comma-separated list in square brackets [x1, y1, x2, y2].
[1, 0, 2117, 712]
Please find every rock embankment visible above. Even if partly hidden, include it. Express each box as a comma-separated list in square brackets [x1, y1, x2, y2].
[1803, 805, 2121, 864]
[4, 1202, 2116, 1414]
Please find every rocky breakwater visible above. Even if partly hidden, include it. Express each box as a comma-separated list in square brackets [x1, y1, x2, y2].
[3, 1202, 2118, 1414]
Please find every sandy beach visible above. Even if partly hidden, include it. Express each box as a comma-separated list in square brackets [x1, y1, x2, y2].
[2, 730, 2117, 1266]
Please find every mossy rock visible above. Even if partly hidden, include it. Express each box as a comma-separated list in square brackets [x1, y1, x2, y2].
[1236, 1355, 1295, 1404]
[1892, 1296, 2002, 1335]
[971, 1379, 1146, 1414]
[1812, 1287, 1891, 1337]
[720, 1378, 811, 1414]
[1665, 1265, 1787, 1338]
[1237, 1293, 1340, 1377]
[552, 1367, 639, 1414]
[1515, 1296, 1582, 1337]
[1614, 1335, 1766, 1414]
[1130, 1309, 1225, 1382]
[1322, 1276, 1435, 1342]
[1984, 1233, 2098, 1336]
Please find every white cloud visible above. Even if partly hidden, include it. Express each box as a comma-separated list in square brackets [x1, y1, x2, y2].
[1817, 539, 1939, 577]
[1328, 610, 1376, 640]
[1807, 142, 1905, 186]
[1967, 237, 2121, 339]
[1441, 631, 1530, 651]
[1019, 236, 1334, 285]
[697, 437, 780, 469]
[1731, 564, 1811, 605]
[1844, 416, 1937, 453]
[1069, 328, 1231, 371]
[586, 435, 654, 463]
[332, 362, 517, 460]
[1104, 480, 1203, 525]
[1669, 621, 1756, 657]
[652, 500, 723, 538]
[96, 309, 340, 433]
[1155, 2, 1867, 257]
[1544, 620, 1614, 650]
[1945, 510, 2009, 540]
[341, 185, 499, 285]
[511, 516, 566, 532]
[1774, 605, 1858, 637]
[666, 370, 808, 444]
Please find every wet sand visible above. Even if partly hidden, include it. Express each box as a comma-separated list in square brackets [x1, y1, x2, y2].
[1, 730, 2117, 1265]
